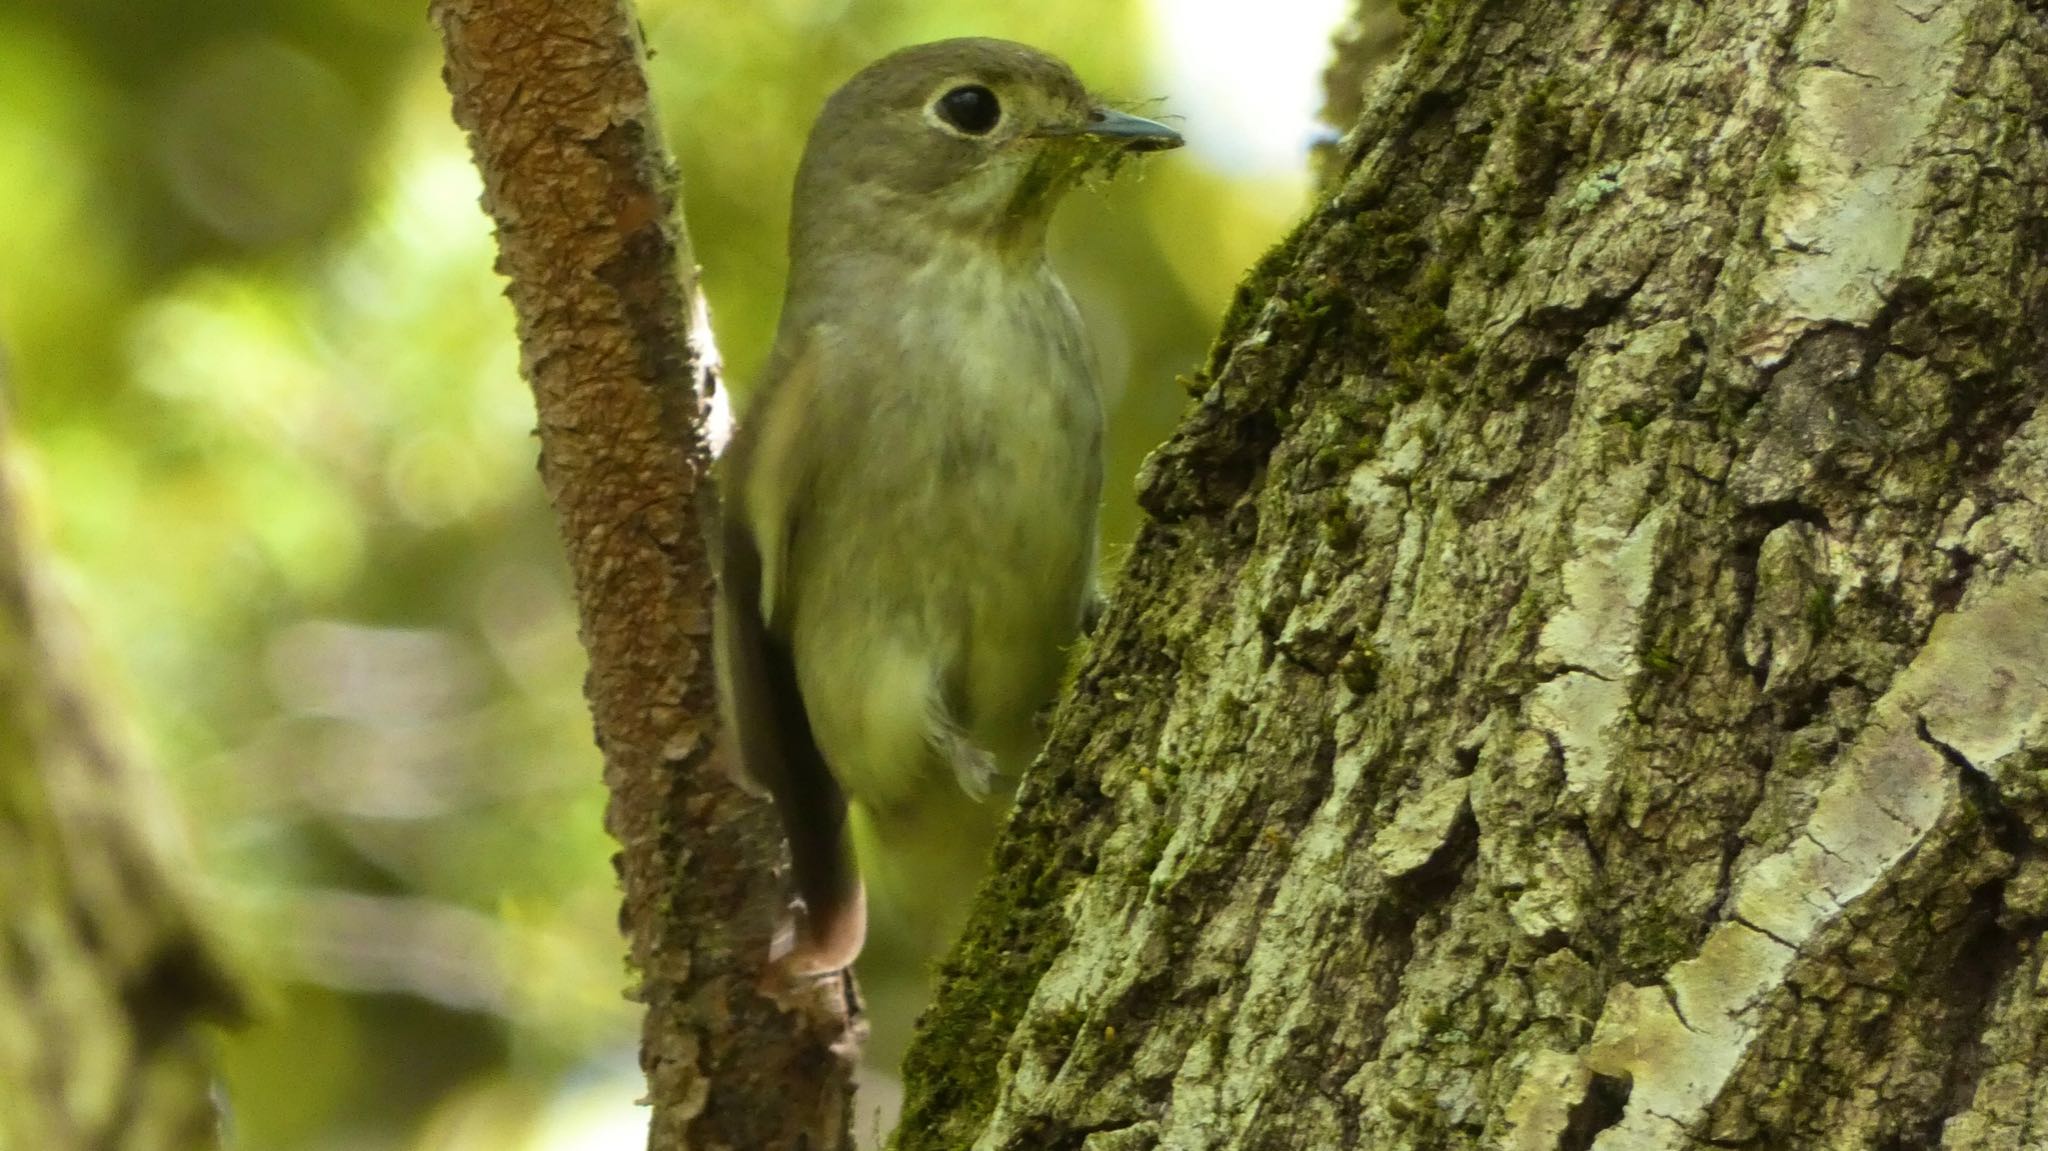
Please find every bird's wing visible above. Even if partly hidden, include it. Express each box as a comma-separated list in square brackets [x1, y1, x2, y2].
[715, 339, 865, 971]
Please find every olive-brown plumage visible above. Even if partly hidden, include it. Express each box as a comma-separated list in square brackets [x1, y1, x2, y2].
[716, 38, 1180, 973]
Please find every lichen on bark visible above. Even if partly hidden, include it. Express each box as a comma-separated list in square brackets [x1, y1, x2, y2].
[893, 1, 2048, 1148]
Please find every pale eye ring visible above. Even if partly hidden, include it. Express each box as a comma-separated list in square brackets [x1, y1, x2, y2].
[934, 84, 1001, 135]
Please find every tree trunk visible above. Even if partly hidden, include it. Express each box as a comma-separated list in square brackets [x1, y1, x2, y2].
[431, 2, 862, 1147]
[0, 375, 242, 1150]
[893, 3, 2048, 1149]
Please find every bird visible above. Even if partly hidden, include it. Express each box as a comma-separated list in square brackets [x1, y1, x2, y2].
[715, 37, 1181, 975]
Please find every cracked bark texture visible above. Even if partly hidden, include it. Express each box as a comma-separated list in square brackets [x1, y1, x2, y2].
[432, 3, 859, 1147]
[0, 376, 241, 1150]
[893, 2, 2048, 1149]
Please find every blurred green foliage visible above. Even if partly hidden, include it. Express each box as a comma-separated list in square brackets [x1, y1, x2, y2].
[0, 0, 1323, 1146]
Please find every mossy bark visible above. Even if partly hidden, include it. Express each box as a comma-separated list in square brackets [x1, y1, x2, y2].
[432, 2, 860, 1146]
[0, 384, 241, 1150]
[894, 2, 2048, 1148]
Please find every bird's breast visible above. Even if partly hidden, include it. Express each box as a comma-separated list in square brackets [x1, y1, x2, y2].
[775, 243, 1107, 782]
[888, 249, 1102, 542]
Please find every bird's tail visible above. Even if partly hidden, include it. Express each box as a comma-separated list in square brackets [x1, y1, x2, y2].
[716, 514, 866, 974]
[756, 628, 865, 973]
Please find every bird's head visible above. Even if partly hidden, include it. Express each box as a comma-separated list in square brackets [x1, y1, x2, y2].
[790, 38, 1182, 258]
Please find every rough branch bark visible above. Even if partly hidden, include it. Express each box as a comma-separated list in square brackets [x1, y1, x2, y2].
[432, 3, 859, 1146]
[0, 371, 242, 1151]
[894, 2, 2048, 1149]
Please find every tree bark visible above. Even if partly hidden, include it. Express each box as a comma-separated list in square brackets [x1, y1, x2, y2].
[894, 3, 2048, 1149]
[432, 3, 859, 1147]
[0, 372, 242, 1150]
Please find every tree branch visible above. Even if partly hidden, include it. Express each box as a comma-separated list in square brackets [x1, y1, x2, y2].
[431, 3, 859, 1146]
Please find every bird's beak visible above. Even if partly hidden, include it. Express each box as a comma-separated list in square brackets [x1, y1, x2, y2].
[1082, 108, 1183, 151]
[1045, 108, 1184, 152]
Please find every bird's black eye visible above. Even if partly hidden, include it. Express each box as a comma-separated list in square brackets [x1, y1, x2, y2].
[935, 85, 1001, 135]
